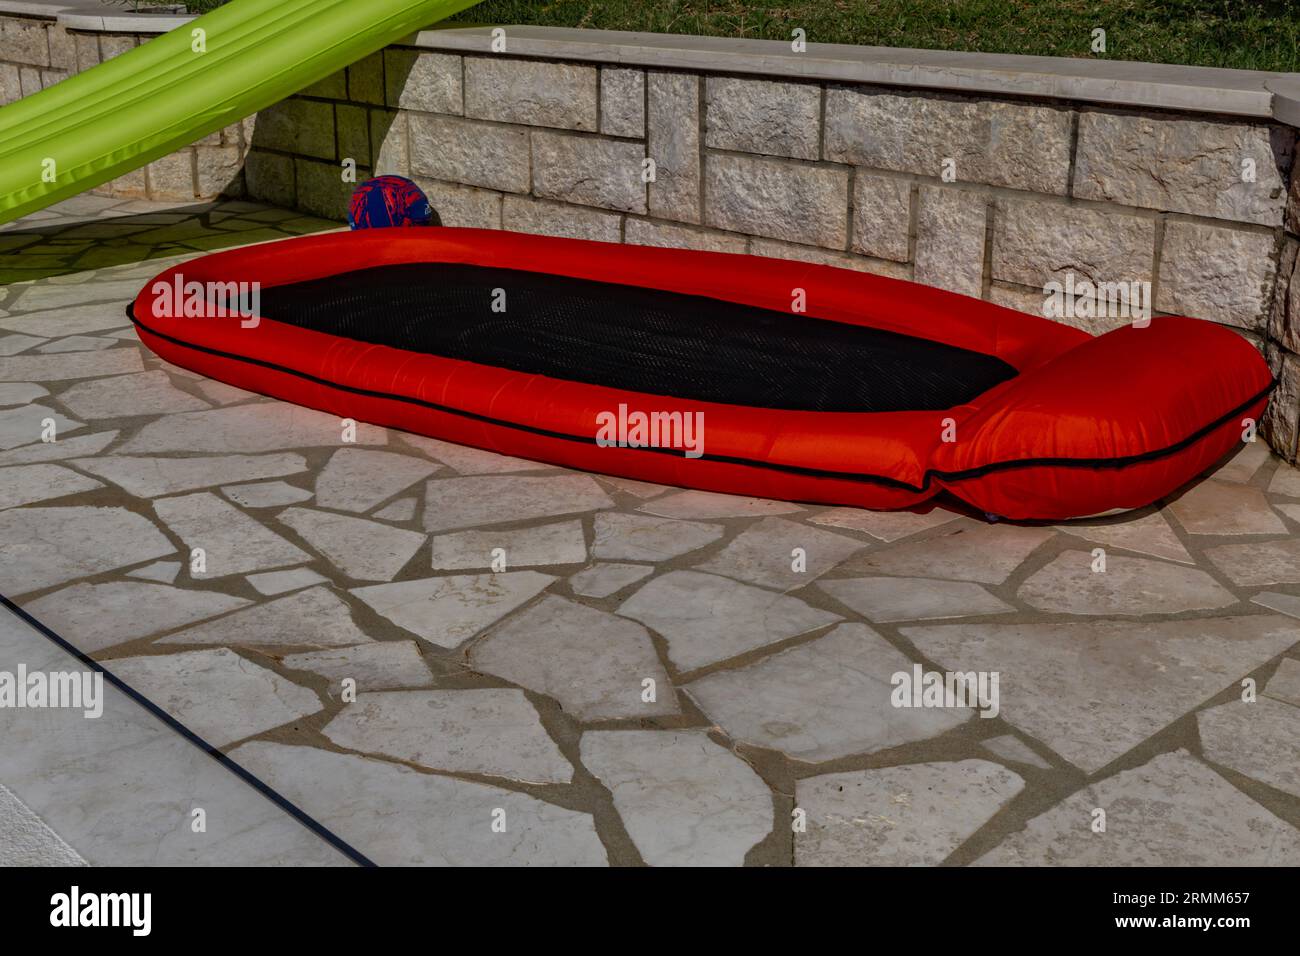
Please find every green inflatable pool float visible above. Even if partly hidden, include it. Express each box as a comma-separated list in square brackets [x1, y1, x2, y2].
[0, 0, 479, 225]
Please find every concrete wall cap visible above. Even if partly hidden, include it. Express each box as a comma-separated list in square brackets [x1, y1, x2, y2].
[0, 1, 193, 32]
[407, 24, 1300, 121]
[2, 9, 1296, 121]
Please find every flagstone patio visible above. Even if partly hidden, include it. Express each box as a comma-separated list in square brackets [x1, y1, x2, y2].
[2, 194, 1300, 866]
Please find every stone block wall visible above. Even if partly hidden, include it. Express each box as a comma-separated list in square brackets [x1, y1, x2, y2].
[241, 41, 1300, 457]
[4, 10, 1300, 459]
[0, 9, 247, 203]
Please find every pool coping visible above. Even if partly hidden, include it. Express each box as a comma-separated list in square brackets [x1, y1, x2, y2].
[3, 4, 1299, 123]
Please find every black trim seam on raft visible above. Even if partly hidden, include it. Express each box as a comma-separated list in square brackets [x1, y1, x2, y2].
[0, 592, 377, 868]
[127, 304, 1278, 495]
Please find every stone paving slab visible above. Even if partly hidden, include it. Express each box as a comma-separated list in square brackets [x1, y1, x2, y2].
[1054, 509, 1193, 563]
[352, 572, 555, 648]
[3, 195, 1300, 866]
[1197, 698, 1300, 798]
[321, 689, 574, 785]
[844, 522, 1055, 584]
[1, 504, 174, 595]
[23, 581, 250, 654]
[567, 562, 654, 598]
[423, 474, 613, 532]
[1016, 550, 1236, 615]
[797, 760, 1024, 866]
[470, 595, 679, 721]
[818, 576, 1013, 623]
[693, 516, 864, 590]
[154, 491, 311, 579]
[106, 647, 325, 747]
[618, 569, 841, 670]
[432, 520, 588, 571]
[159, 586, 374, 650]
[592, 511, 723, 562]
[581, 730, 773, 866]
[975, 751, 1300, 866]
[807, 504, 959, 542]
[227, 742, 607, 866]
[0, 462, 101, 509]
[74, 452, 309, 497]
[903, 616, 1300, 773]
[279, 641, 434, 696]
[277, 507, 425, 582]
[0, 605, 348, 866]
[1264, 657, 1300, 706]
[687, 623, 970, 761]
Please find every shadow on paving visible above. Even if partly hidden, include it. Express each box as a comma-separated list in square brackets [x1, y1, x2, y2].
[0, 199, 337, 285]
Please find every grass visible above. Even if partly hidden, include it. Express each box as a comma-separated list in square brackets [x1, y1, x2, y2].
[445, 0, 1300, 72]
[118, 1, 1300, 72]
[116, 1, 230, 13]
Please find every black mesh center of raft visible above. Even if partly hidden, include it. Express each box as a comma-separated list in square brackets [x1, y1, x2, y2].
[253, 262, 1017, 413]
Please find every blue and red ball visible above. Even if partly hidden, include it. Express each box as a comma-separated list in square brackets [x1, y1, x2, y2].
[347, 175, 434, 230]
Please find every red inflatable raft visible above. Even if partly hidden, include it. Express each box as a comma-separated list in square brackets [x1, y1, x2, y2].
[130, 228, 1273, 520]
